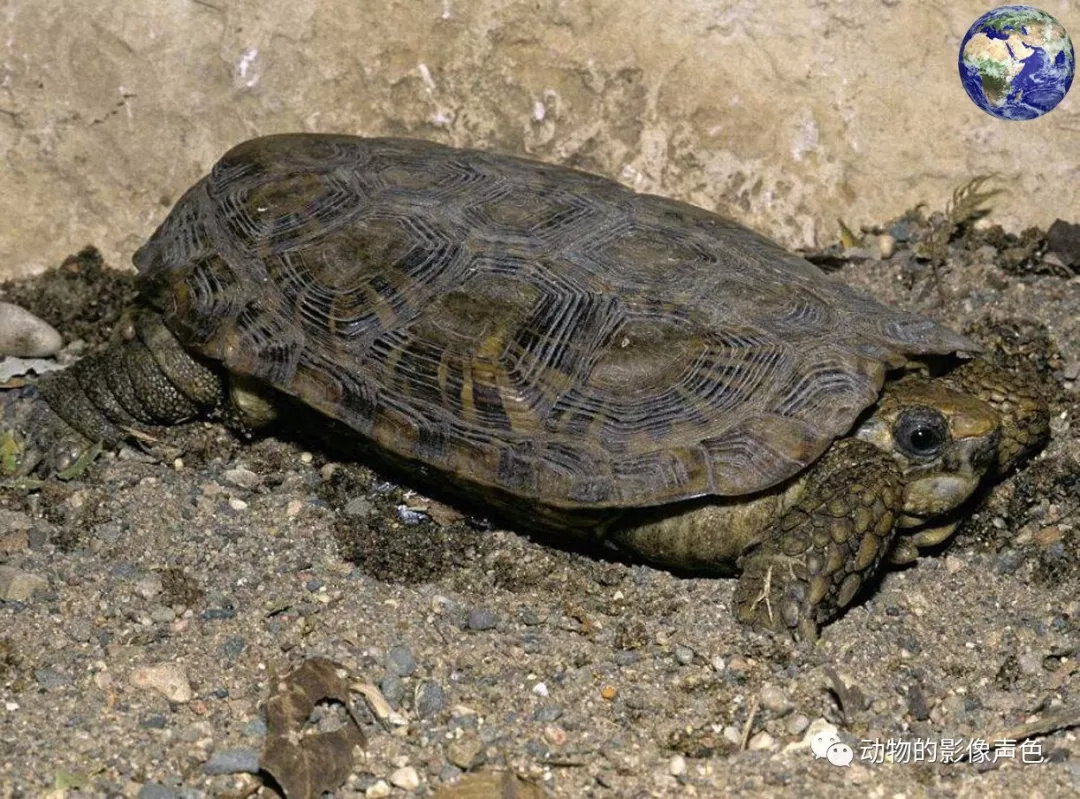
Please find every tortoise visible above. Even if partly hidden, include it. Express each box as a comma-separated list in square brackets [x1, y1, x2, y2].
[33, 133, 1049, 639]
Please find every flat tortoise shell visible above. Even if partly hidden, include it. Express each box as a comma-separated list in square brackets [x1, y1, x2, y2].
[135, 134, 969, 507]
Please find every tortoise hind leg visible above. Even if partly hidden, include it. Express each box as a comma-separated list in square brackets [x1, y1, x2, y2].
[732, 438, 904, 641]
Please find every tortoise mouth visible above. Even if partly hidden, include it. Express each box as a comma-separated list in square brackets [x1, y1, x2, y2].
[900, 472, 981, 521]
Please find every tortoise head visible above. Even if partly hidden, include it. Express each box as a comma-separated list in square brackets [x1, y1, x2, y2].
[854, 359, 1049, 533]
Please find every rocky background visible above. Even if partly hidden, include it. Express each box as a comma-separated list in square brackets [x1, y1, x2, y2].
[2, 0, 1079, 279]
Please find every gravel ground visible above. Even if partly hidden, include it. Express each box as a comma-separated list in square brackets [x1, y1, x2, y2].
[0, 202, 1078, 797]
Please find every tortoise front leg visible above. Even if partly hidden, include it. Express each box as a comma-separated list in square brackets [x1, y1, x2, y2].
[732, 438, 904, 640]
[27, 312, 228, 473]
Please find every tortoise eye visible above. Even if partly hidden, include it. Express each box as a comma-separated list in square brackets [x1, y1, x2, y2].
[894, 407, 949, 458]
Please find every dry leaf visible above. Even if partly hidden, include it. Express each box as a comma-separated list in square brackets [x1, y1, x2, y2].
[260, 657, 366, 799]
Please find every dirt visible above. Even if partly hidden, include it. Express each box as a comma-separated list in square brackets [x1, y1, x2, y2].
[0, 207, 1078, 798]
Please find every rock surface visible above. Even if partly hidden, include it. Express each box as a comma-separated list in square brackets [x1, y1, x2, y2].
[1, 2, 1079, 280]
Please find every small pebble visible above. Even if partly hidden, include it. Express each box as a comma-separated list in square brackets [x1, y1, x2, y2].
[390, 766, 420, 790]
[532, 705, 562, 722]
[130, 664, 193, 704]
[466, 607, 498, 631]
[543, 724, 567, 746]
[201, 607, 236, 621]
[438, 763, 464, 783]
[1046, 218, 1080, 267]
[759, 683, 792, 715]
[134, 573, 164, 600]
[355, 682, 408, 726]
[523, 739, 550, 758]
[787, 714, 811, 736]
[381, 674, 405, 707]
[68, 619, 94, 643]
[668, 754, 687, 776]
[674, 645, 694, 666]
[0, 302, 63, 357]
[877, 233, 896, 260]
[366, 780, 391, 798]
[727, 655, 751, 674]
[344, 497, 373, 518]
[386, 645, 417, 677]
[204, 748, 260, 775]
[223, 467, 260, 490]
[748, 731, 776, 751]
[228, 497, 248, 511]
[414, 680, 447, 718]
[299, 452, 313, 464]
[447, 733, 483, 769]
[0, 566, 46, 601]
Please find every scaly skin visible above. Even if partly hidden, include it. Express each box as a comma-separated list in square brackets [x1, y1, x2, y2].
[731, 438, 901, 641]
[609, 361, 1048, 639]
[38, 312, 225, 449]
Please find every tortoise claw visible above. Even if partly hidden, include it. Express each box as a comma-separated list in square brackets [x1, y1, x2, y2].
[732, 557, 821, 642]
[15, 397, 97, 478]
[732, 439, 904, 638]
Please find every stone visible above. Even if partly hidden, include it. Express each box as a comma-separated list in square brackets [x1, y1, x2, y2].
[1046, 219, 1080, 268]
[366, 780, 391, 798]
[414, 680, 447, 718]
[0, 303, 63, 357]
[204, 748, 260, 775]
[130, 664, 193, 704]
[389, 766, 419, 790]
[223, 467, 261, 490]
[0, 566, 47, 601]
[466, 608, 497, 631]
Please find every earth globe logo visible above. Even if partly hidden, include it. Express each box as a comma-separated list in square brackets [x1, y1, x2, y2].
[959, 5, 1075, 120]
